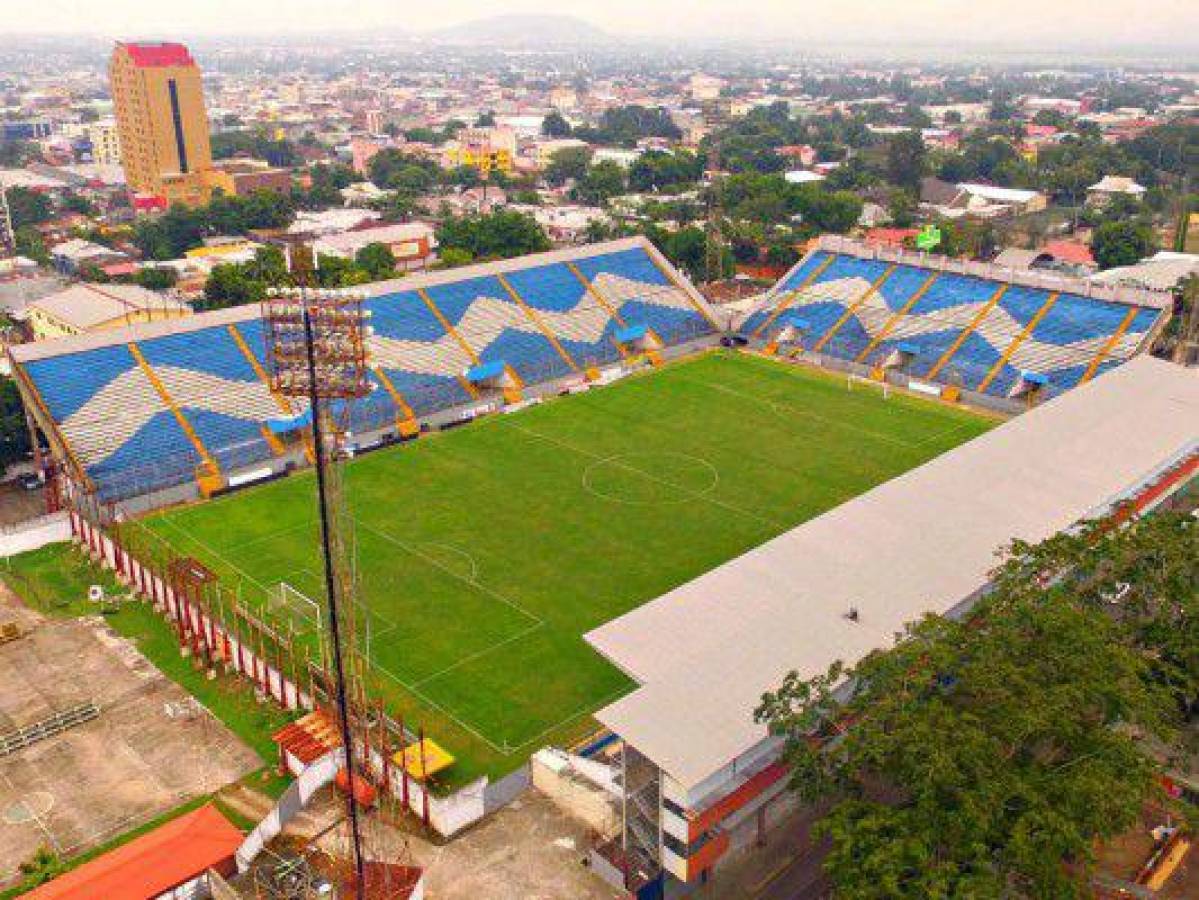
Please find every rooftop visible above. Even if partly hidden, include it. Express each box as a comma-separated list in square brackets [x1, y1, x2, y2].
[119, 41, 196, 69]
[25, 804, 242, 900]
[28, 283, 188, 330]
[587, 357, 1199, 790]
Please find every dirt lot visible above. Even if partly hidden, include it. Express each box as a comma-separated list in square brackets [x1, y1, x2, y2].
[0, 591, 261, 886]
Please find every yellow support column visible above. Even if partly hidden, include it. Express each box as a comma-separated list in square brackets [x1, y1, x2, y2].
[854, 272, 939, 363]
[925, 284, 1009, 381]
[415, 287, 482, 399]
[371, 367, 421, 437]
[1079, 307, 1139, 384]
[812, 264, 896, 353]
[496, 273, 580, 373]
[11, 362, 95, 493]
[975, 292, 1060, 394]
[228, 323, 313, 462]
[565, 261, 632, 361]
[643, 248, 721, 329]
[750, 254, 836, 339]
[127, 342, 223, 496]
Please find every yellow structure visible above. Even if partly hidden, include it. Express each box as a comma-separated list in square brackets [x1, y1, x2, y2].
[26, 283, 191, 341]
[109, 41, 213, 206]
[445, 127, 516, 176]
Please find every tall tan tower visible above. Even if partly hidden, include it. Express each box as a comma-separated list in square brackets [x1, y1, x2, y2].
[109, 41, 213, 207]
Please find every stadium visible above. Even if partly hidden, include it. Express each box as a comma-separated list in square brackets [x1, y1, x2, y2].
[8, 235, 1197, 895]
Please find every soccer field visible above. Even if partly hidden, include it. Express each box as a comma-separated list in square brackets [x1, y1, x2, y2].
[134, 352, 995, 785]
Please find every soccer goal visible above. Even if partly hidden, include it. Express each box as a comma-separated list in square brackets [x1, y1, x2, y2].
[267, 581, 324, 634]
[847, 373, 891, 399]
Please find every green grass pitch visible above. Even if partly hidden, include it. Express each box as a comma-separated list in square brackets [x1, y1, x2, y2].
[135, 352, 995, 787]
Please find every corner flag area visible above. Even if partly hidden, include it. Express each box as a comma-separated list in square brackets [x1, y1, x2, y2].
[129, 352, 993, 785]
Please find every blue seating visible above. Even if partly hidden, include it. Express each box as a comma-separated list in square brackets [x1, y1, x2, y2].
[9, 243, 712, 503]
[744, 249, 1164, 401]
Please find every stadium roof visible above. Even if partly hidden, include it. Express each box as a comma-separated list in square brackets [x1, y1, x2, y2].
[587, 357, 1199, 791]
[25, 803, 242, 900]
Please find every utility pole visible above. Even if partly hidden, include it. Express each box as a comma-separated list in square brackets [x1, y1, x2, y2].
[0, 174, 15, 255]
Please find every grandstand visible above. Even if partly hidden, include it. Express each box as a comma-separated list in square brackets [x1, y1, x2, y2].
[740, 236, 1170, 404]
[586, 356, 1199, 892]
[9, 238, 718, 506]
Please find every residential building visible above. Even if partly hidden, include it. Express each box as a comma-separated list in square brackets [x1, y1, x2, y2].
[312, 222, 437, 271]
[1086, 175, 1147, 208]
[108, 41, 214, 206]
[203, 159, 292, 197]
[85, 119, 122, 165]
[444, 127, 516, 176]
[25, 282, 190, 340]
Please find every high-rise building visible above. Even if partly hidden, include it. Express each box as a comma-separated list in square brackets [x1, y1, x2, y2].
[109, 41, 213, 206]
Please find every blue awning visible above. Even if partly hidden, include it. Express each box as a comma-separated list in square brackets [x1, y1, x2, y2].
[266, 408, 312, 434]
[1021, 371, 1049, 386]
[897, 342, 920, 355]
[783, 316, 810, 331]
[615, 324, 648, 343]
[466, 360, 506, 382]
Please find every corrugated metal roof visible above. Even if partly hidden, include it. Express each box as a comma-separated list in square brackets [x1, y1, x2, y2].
[588, 357, 1199, 790]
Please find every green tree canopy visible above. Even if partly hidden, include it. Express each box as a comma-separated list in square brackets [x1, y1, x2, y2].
[355, 242, 397, 280]
[758, 512, 1198, 899]
[436, 210, 550, 261]
[541, 111, 572, 138]
[544, 146, 593, 187]
[1091, 220, 1157, 270]
[572, 160, 628, 206]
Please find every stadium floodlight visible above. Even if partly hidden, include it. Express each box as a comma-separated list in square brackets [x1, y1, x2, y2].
[261, 283, 373, 891]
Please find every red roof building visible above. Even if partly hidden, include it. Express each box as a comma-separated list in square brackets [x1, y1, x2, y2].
[121, 42, 196, 69]
[1042, 239, 1096, 268]
[26, 804, 243, 900]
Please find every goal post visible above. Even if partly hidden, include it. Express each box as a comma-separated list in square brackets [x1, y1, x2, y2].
[267, 581, 323, 634]
[847, 373, 890, 399]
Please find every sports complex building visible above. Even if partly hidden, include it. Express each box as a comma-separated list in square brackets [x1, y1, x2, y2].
[7, 235, 1198, 896]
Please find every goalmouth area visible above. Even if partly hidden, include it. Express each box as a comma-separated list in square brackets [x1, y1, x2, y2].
[123, 351, 995, 786]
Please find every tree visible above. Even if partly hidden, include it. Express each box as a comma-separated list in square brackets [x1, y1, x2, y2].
[133, 267, 178, 290]
[544, 146, 593, 187]
[367, 149, 440, 193]
[438, 247, 474, 269]
[573, 161, 627, 206]
[757, 513, 1197, 899]
[355, 242, 396, 280]
[0, 139, 37, 167]
[6, 187, 51, 229]
[202, 263, 265, 310]
[628, 151, 703, 193]
[0, 377, 32, 473]
[1091, 220, 1157, 270]
[476, 110, 496, 127]
[542, 111, 572, 138]
[885, 131, 926, 193]
[436, 210, 550, 261]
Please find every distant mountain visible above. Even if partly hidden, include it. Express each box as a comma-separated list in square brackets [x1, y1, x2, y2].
[431, 14, 609, 46]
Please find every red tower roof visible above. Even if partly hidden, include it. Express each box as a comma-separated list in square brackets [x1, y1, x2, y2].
[121, 41, 195, 68]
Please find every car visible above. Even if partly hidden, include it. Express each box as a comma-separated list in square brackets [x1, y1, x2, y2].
[16, 473, 42, 491]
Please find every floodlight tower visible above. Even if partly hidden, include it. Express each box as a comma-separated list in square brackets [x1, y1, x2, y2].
[262, 283, 373, 890]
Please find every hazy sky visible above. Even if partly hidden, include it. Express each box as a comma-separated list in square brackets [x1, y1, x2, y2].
[7, 0, 1199, 47]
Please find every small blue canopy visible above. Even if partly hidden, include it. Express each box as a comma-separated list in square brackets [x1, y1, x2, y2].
[466, 360, 506, 382]
[897, 342, 920, 355]
[614, 324, 648, 343]
[1021, 371, 1049, 386]
[266, 407, 312, 434]
[782, 315, 810, 331]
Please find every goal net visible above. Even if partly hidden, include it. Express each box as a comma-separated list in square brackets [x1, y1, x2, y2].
[266, 581, 323, 634]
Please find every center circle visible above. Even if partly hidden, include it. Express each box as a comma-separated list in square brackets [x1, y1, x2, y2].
[582, 452, 719, 505]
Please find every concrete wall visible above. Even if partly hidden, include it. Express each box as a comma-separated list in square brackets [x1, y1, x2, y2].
[0, 512, 70, 557]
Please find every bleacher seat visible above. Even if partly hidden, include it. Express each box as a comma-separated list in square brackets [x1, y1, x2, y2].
[742, 248, 1164, 401]
[18, 239, 718, 502]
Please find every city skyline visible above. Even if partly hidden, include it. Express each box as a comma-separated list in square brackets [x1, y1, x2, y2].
[9, 0, 1199, 49]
